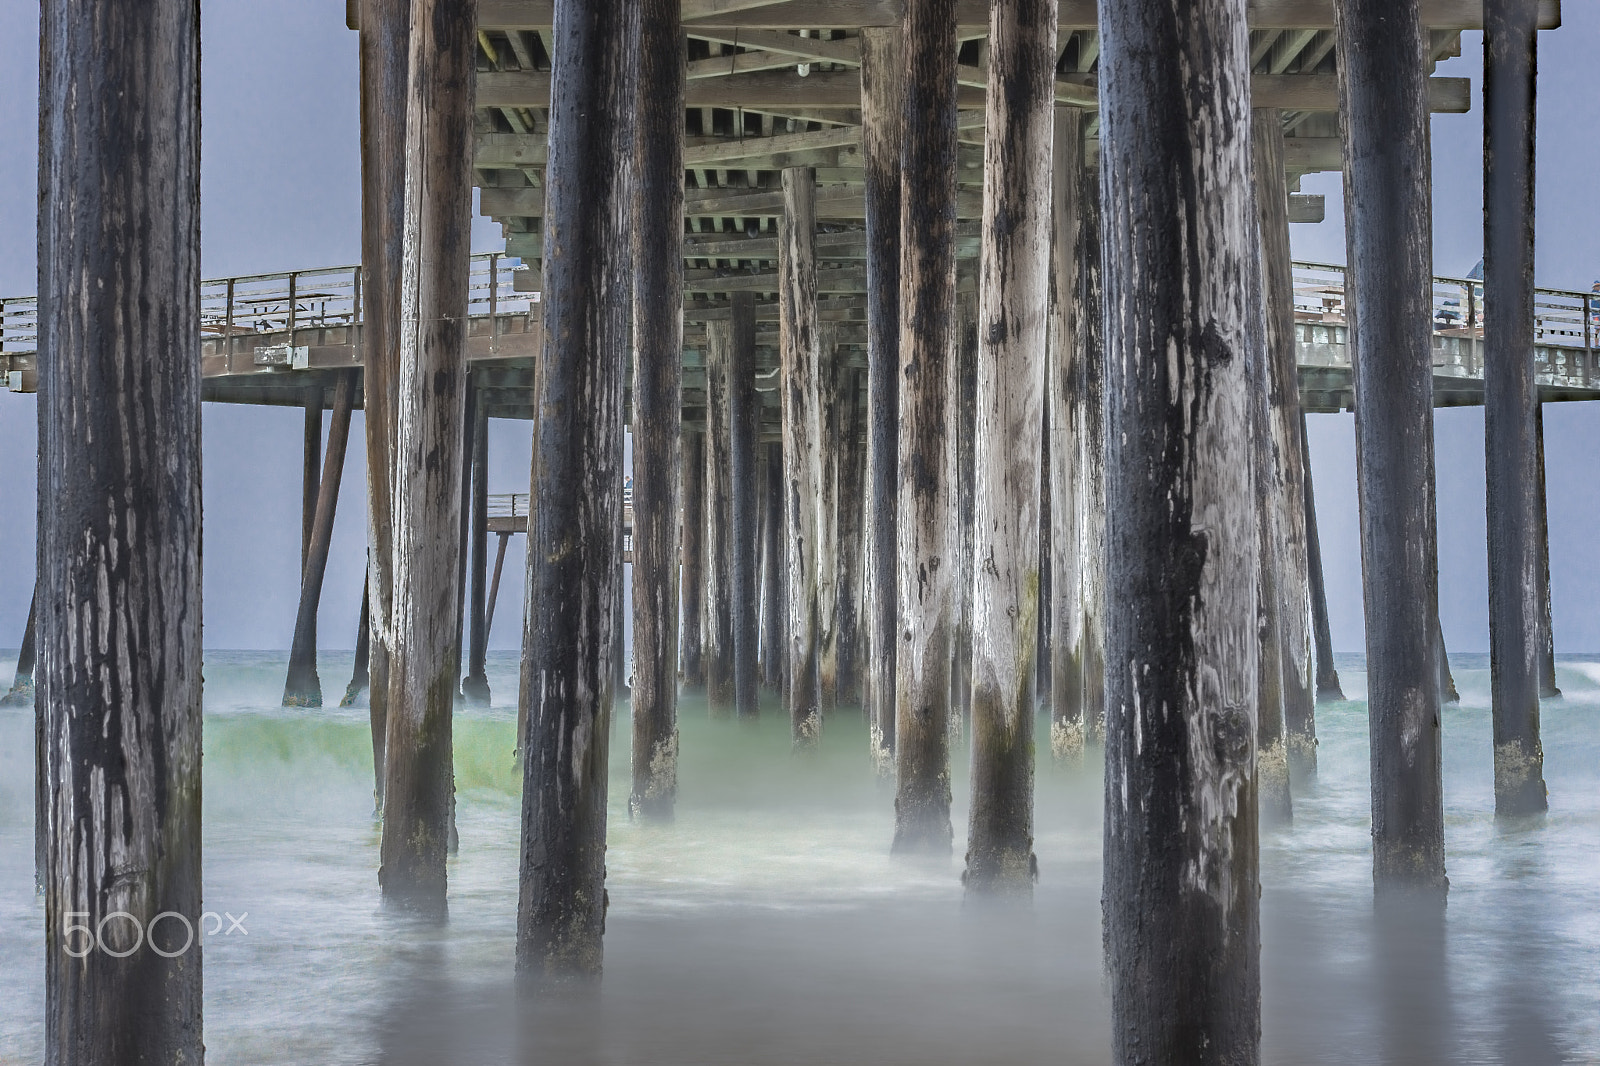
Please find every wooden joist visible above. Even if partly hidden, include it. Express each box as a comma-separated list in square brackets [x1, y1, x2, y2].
[476, 68, 1469, 114]
[465, 0, 1559, 32]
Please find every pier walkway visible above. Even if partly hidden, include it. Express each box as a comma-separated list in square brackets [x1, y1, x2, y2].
[3, 255, 1597, 419]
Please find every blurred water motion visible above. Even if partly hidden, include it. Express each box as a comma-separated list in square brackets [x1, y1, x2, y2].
[0, 650, 1595, 1064]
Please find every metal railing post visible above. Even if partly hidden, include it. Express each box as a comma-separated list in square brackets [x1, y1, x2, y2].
[352, 266, 363, 365]
[1584, 294, 1593, 388]
[226, 279, 236, 360]
[1467, 284, 1476, 331]
[288, 272, 298, 339]
[489, 253, 499, 354]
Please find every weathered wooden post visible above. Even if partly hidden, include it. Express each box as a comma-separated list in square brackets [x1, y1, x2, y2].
[816, 325, 842, 711]
[1484, 0, 1549, 816]
[1337, 0, 1447, 895]
[1047, 107, 1085, 761]
[965, 0, 1056, 895]
[380, 0, 477, 917]
[462, 399, 492, 704]
[517, 0, 636, 982]
[1254, 109, 1318, 781]
[704, 320, 736, 713]
[950, 301, 978, 732]
[893, 0, 959, 854]
[1534, 402, 1560, 698]
[861, 26, 903, 770]
[681, 430, 706, 688]
[303, 380, 324, 574]
[284, 370, 358, 706]
[1075, 159, 1108, 744]
[0, 590, 34, 706]
[359, 0, 410, 802]
[780, 165, 824, 744]
[1437, 619, 1461, 704]
[760, 441, 785, 692]
[38, 0, 203, 1056]
[836, 367, 866, 705]
[631, 0, 684, 819]
[729, 292, 761, 719]
[1301, 410, 1344, 703]
[1099, 0, 1262, 1056]
[341, 577, 372, 707]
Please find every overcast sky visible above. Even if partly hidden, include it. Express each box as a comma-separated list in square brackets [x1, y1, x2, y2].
[2, 2, 1599, 657]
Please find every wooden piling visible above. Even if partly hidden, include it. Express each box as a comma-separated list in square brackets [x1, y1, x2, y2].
[380, 0, 477, 918]
[729, 292, 761, 719]
[1047, 106, 1085, 762]
[780, 165, 824, 745]
[462, 399, 492, 704]
[1484, 0, 1548, 815]
[517, 0, 636, 982]
[38, 0, 204, 1056]
[303, 384, 324, 573]
[1301, 409, 1344, 703]
[964, 0, 1056, 895]
[949, 306, 978, 733]
[358, 0, 410, 804]
[631, 0, 685, 819]
[892, 0, 959, 855]
[1337, 0, 1447, 895]
[681, 430, 706, 688]
[760, 441, 785, 691]
[816, 325, 842, 712]
[704, 320, 736, 714]
[1534, 401, 1560, 698]
[1, 590, 34, 706]
[1254, 109, 1318, 781]
[1075, 161, 1107, 744]
[1099, 0, 1262, 1056]
[860, 26, 903, 770]
[284, 370, 357, 707]
[836, 368, 866, 706]
[341, 576, 373, 707]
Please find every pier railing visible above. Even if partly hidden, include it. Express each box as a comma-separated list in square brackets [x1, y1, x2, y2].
[4, 257, 1596, 375]
[1292, 261, 1599, 386]
[1, 252, 537, 357]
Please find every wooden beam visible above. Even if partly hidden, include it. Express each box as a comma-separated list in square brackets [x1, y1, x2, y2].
[475, 0, 1561, 31]
[704, 318, 737, 711]
[284, 372, 357, 706]
[477, 67, 1470, 114]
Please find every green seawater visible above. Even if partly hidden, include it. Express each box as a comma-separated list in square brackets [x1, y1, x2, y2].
[0, 650, 1596, 1064]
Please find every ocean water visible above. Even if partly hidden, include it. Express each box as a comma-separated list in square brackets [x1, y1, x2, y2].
[0, 649, 1596, 1064]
